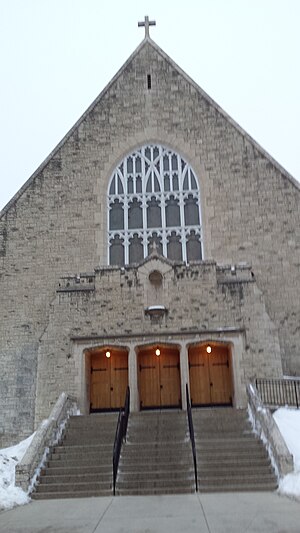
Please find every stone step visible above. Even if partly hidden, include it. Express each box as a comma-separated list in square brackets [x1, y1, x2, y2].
[192, 416, 250, 423]
[128, 421, 187, 429]
[123, 441, 190, 450]
[52, 444, 112, 454]
[61, 438, 113, 446]
[35, 481, 111, 493]
[50, 450, 112, 460]
[63, 428, 116, 435]
[116, 486, 194, 496]
[65, 423, 117, 430]
[38, 472, 112, 485]
[198, 475, 278, 486]
[192, 414, 249, 427]
[68, 414, 118, 423]
[119, 452, 191, 462]
[118, 461, 193, 472]
[198, 481, 278, 493]
[192, 411, 251, 424]
[32, 489, 112, 500]
[122, 441, 190, 449]
[48, 455, 112, 466]
[126, 430, 188, 438]
[195, 447, 268, 458]
[117, 478, 194, 490]
[191, 408, 247, 417]
[68, 419, 117, 425]
[44, 465, 112, 476]
[192, 426, 253, 433]
[195, 439, 263, 450]
[197, 458, 272, 469]
[197, 466, 275, 478]
[62, 431, 116, 439]
[129, 411, 184, 417]
[120, 456, 191, 465]
[126, 431, 187, 436]
[117, 470, 195, 481]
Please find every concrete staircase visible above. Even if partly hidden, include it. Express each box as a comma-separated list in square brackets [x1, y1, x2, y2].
[116, 411, 195, 495]
[31, 407, 277, 499]
[32, 413, 118, 499]
[192, 408, 278, 492]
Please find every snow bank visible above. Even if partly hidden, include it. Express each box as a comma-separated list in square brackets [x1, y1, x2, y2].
[273, 407, 300, 500]
[0, 433, 34, 511]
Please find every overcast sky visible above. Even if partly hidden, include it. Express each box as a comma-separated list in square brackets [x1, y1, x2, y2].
[1, 0, 299, 211]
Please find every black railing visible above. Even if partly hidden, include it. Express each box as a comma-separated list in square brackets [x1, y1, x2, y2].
[256, 378, 300, 409]
[113, 386, 130, 495]
[186, 384, 198, 491]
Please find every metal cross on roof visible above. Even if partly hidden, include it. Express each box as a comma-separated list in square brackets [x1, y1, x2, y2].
[138, 16, 156, 38]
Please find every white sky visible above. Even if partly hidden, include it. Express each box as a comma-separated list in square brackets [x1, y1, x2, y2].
[1, 0, 300, 211]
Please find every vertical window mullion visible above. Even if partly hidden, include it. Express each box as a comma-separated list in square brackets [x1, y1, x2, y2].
[161, 193, 167, 257]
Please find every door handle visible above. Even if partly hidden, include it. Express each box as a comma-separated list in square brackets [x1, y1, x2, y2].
[110, 387, 113, 391]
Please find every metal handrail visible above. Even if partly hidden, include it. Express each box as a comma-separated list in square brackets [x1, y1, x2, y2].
[256, 378, 299, 409]
[112, 386, 130, 495]
[186, 384, 198, 492]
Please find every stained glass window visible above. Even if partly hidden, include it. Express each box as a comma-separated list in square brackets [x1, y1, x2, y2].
[108, 145, 202, 265]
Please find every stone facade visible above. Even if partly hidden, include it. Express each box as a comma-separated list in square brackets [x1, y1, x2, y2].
[0, 36, 299, 446]
[34, 257, 282, 423]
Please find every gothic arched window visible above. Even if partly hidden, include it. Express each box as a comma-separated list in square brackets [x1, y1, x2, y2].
[108, 144, 202, 266]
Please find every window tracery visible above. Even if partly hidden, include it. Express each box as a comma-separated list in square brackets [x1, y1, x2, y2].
[108, 144, 202, 266]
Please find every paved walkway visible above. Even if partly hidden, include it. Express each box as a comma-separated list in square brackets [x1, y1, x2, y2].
[0, 492, 299, 533]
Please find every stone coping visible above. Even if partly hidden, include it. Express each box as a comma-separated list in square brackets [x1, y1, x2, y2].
[247, 383, 293, 478]
[15, 392, 77, 492]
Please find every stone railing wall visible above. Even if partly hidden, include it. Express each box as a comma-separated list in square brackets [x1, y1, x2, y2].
[16, 392, 77, 492]
[57, 273, 95, 292]
[247, 383, 293, 477]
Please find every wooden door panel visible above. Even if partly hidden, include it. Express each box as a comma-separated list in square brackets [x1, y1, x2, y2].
[90, 354, 111, 410]
[189, 346, 211, 405]
[160, 350, 181, 407]
[111, 352, 128, 408]
[139, 352, 160, 408]
[209, 347, 232, 405]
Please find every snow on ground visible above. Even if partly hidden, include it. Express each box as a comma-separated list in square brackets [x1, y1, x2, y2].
[273, 407, 300, 501]
[0, 433, 34, 511]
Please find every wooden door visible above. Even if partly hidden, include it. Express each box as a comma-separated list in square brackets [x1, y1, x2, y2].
[209, 346, 232, 404]
[189, 345, 211, 405]
[90, 353, 111, 410]
[90, 350, 128, 411]
[139, 347, 181, 409]
[111, 351, 129, 408]
[189, 345, 232, 406]
[160, 349, 181, 407]
[139, 351, 161, 408]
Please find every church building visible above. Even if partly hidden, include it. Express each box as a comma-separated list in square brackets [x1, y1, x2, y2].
[1, 17, 299, 447]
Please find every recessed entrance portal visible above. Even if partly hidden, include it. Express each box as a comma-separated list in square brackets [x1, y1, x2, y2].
[138, 345, 181, 409]
[188, 343, 232, 406]
[89, 347, 128, 412]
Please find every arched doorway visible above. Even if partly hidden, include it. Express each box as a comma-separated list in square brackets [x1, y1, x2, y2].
[138, 344, 181, 409]
[89, 347, 128, 412]
[188, 343, 233, 406]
